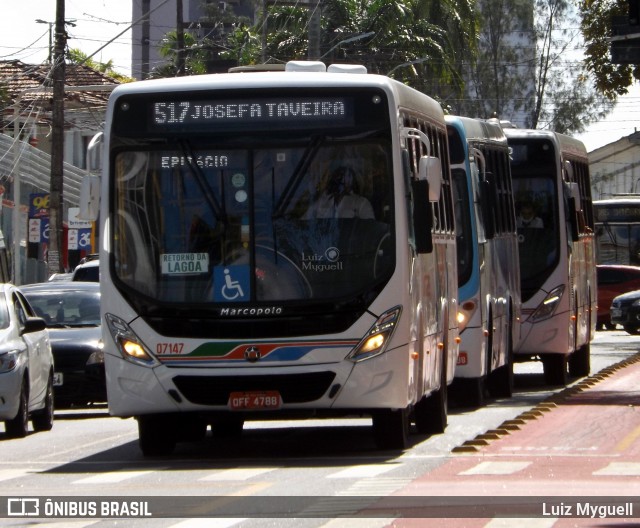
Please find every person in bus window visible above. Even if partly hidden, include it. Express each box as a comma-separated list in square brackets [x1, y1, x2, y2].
[304, 166, 375, 219]
[516, 200, 544, 228]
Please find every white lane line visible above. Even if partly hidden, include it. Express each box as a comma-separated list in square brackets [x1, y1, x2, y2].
[327, 464, 400, 479]
[593, 462, 640, 476]
[72, 469, 159, 484]
[459, 461, 532, 475]
[199, 467, 276, 481]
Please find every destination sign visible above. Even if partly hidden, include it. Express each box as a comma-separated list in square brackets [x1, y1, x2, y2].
[151, 97, 352, 129]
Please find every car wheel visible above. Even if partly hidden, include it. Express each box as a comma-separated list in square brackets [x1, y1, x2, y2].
[32, 374, 54, 432]
[5, 381, 28, 438]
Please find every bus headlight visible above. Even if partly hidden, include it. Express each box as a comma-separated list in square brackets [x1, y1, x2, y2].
[105, 313, 159, 367]
[457, 300, 477, 333]
[531, 285, 565, 322]
[348, 306, 401, 362]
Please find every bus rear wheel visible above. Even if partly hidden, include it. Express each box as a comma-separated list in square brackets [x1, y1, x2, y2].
[568, 343, 590, 378]
[372, 407, 409, 450]
[541, 353, 568, 386]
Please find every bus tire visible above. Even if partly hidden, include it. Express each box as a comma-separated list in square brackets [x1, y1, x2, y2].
[211, 416, 244, 438]
[568, 343, 590, 378]
[541, 354, 568, 386]
[413, 350, 448, 434]
[138, 415, 177, 456]
[489, 317, 514, 398]
[372, 407, 409, 450]
[459, 377, 486, 408]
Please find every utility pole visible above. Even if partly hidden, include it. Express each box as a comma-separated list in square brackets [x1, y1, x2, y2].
[49, 0, 66, 275]
[176, 0, 186, 75]
[307, 0, 322, 60]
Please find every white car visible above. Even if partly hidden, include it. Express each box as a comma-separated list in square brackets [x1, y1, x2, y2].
[0, 284, 54, 438]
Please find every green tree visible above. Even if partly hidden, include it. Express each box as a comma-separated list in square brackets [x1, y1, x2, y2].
[149, 31, 209, 77]
[66, 48, 132, 83]
[458, 0, 535, 121]
[580, 0, 640, 99]
[530, 0, 610, 133]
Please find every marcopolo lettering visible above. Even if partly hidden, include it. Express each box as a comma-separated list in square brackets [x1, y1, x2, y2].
[220, 306, 283, 316]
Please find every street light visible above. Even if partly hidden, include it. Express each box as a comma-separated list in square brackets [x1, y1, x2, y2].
[35, 19, 54, 64]
[35, 18, 76, 65]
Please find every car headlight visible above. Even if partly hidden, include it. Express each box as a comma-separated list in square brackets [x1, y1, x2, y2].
[632, 299, 640, 307]
[348, 306, 401, 362]
[531, 285, 565, 322]
[0, 350, 21, 373]
[105, 313, 158, 367]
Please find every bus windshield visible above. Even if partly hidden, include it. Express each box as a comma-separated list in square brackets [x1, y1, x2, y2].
[509, 139, 560, 291]
[112, 139, 394, 305]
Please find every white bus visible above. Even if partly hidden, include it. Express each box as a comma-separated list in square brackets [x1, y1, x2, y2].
[504, 128, 596, 385]
[82, 61, 459, 455]
[593, 197, 640, 265]
[447, 116, 521, 406]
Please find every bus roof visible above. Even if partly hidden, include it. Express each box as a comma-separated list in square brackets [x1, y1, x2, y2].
[107, 62, 444, 124]
[445, 115, 507, 143]
[502, 127, 588, 159]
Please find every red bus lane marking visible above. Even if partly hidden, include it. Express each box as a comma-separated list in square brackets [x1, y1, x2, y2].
[385, 356, 640, 522]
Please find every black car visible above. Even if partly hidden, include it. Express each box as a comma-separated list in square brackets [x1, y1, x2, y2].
[20, 282, 105, 407]
[610, 289, 640, 335]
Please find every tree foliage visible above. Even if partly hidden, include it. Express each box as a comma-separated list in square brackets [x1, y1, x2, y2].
[66, 48, 133, 83]
[579, 0, 640, 99]
[531, 0, 611, 133]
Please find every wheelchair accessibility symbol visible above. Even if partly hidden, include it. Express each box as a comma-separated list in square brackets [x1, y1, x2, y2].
[214, 265, 250, 302]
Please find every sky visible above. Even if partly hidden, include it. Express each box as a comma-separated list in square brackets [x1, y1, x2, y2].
[0, 0, 638, 153]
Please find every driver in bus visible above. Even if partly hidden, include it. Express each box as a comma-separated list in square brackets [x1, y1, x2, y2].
[304, 165, 375, 219]
[516, 200, 544, 228]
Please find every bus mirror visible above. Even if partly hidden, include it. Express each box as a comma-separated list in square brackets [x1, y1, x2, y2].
[78, 174, 100, 221]
[419, 156, 442, 202]
[411, 179, 433, 254]
[87, 132, 103, 172]
[566, 181, 582, 211]
[479, 179, 496, 240]
[563, 159, 574, 182]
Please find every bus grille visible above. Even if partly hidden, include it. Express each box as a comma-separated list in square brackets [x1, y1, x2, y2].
[172, 372, 337, 405]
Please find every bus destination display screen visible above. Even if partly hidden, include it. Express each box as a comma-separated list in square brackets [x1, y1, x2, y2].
[149, 97, 354, 131]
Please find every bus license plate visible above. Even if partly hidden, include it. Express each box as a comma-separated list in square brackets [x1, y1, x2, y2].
[228, 391, 282, 411]
[53, 372, 63, 386]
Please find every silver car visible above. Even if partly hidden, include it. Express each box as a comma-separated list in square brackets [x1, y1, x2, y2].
[0, 284, 53, 437]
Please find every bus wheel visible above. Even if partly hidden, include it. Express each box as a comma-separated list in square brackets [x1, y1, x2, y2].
[413, 353, 448, 435]
[568, 343, 590, 378]
[459, 377, 486, 408]
[372, 407, 409, 450]
[541, 354, 568, 386]
[211, 416, 245, 438]
[489, 323, 514, 398]
[138, 415, 177, 456]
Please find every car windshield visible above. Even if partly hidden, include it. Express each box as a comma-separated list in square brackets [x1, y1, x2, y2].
[24, 289, 100, 327]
